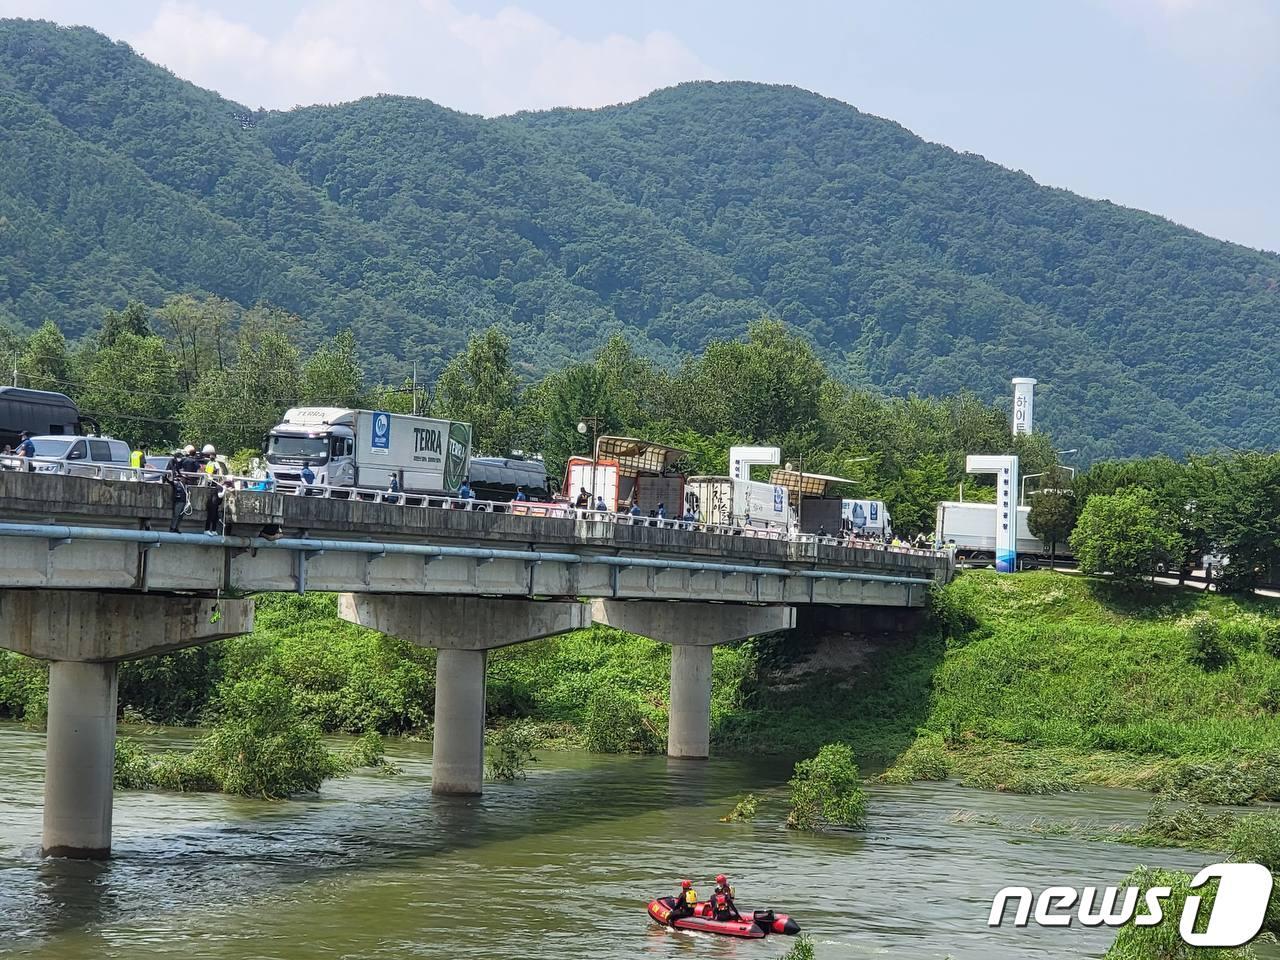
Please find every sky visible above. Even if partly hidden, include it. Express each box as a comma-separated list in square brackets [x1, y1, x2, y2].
[3, 0, 1278, 253]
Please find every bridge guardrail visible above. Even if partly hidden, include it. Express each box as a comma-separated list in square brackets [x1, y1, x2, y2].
[0, 464, 948, 561]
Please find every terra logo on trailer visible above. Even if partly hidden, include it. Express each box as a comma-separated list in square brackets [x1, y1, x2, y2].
[988, 863, 1273, 947]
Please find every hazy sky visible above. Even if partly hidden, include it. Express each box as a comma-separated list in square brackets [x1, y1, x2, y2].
[4, 0, 1278, 252]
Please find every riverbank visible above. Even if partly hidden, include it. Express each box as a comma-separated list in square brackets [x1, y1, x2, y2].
[876, 571, 1280, 800]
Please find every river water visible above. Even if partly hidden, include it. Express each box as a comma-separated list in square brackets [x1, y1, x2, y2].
[0, 724, 1271, 960]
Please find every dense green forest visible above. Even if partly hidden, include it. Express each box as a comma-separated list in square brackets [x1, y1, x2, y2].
[2, 20, 1278, 462]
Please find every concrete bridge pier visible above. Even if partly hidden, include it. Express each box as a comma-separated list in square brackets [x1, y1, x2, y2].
[591, 601, 795, 759]
[338, 594, 591, 796]
[0, 590, 253, 859]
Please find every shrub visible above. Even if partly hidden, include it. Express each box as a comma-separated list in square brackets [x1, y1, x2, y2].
[117, 646, 225, 724]
[582, 687, 662, 754]
[1227, 814, 1280, 934]
[720, 793, 760, 823]
[0, 652, 47, 723]
[927, 586, 979, 638]
[1159, 756, 1280, 805]
[1103, 866, 1258, 959]
[486, 720, 539, 781]
[1263, 622, 1280, 659]
[113, 675, 393, 798]
[1187, 616, 1235, 671]
[786, 743, 867, 831]
[781, 935, 815, 960]
[880, 733, 950, 784]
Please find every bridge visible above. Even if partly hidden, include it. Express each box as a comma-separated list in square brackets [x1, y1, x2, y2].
[0, 472, 951, 859]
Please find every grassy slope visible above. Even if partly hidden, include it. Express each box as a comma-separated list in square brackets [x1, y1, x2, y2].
[880, 571, 1280, 795]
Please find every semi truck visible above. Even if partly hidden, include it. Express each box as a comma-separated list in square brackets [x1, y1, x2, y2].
[684, 476, 793, 532]
[934, 500, 1066, 567]
[265, 408, 471, 494]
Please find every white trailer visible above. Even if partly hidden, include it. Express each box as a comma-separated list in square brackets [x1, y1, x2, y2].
[266, 407, 471, 494]
[935, 500, 1059, 566]
[685, 476, 792, 531]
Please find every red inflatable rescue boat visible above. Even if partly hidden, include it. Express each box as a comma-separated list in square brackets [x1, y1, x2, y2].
[647, 896, 801, 938]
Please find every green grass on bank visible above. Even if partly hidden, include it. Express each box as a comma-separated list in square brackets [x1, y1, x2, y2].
[881, 571, 1280, 799]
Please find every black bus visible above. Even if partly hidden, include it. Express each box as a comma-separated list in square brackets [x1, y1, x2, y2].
[467, 456, 553, 502]
[0, 387, 98, 450]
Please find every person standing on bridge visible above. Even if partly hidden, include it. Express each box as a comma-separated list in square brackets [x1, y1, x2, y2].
[16, 431, 35, 470]
[166, 446, 200, 533]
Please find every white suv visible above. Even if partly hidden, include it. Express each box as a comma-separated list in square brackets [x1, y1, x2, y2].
[1, 435, 133, 479]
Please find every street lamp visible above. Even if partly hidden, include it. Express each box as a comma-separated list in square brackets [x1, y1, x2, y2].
[577, 415, 603, 504]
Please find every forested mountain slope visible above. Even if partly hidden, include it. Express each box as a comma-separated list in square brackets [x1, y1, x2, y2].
[1, 19, 1277, 460]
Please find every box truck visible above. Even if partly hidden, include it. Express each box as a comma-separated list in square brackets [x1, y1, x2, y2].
[841, 499, 893, 539]
[934, 500, 1060, 567]
[265, 408, 471, 494]
[684, 476, 793, 531]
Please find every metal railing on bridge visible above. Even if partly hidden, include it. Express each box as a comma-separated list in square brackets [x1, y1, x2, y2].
[0, 457, 945, 561]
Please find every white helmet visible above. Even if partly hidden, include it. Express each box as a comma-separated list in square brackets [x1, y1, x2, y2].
[183, 445, 196, 456]
[201, 444, 216, 456]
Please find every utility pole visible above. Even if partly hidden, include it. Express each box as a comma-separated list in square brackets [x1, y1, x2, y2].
[11, 351, 17, 387]
[411, 361, 418, 416]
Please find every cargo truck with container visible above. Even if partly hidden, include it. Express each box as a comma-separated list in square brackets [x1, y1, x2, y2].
[684, 476, 793, 532]
[265, 408, 471, 495]
[563, 437, 687, 515]
[934, 500, 1065, 567]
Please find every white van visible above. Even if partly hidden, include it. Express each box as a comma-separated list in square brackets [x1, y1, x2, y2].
[1, 435, 133, 479]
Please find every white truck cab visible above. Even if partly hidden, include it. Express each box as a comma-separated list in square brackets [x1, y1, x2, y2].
[264, 407, 357, 487]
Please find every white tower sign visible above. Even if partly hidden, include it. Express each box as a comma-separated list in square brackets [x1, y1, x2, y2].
[966, 454, 1020, 573]
[1012, 378, 1036, 436]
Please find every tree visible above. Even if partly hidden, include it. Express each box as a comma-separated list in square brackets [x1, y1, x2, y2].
[18, 321, 70, 394]
[1027, 485, 1078, 569]
[673, 318, 826, 445]
[1198, 452, 1280, 593]
[76, 332, 181, 448]
[98, 301, 150, 346]
[157, 294, 236, 391]
[180, 308, 301, 452]
[531, 362, 616, 478]
[1069, 488, 1184, 584]
[432, 327, 523, 456]
[301, 330, 364, 407]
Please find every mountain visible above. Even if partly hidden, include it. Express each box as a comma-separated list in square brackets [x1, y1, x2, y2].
[1, 18, 1278, 462]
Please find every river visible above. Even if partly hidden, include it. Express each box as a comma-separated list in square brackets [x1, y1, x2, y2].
[0, 724, 1272, 960]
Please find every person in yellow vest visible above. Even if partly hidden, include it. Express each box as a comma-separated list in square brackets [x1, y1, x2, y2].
[669, 879, 698, 922]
